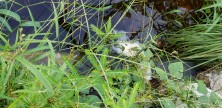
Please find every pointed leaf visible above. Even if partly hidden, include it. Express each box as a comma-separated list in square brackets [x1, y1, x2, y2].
[85, 49, 100, 70]
[0, 9, 21, 22]
[127, 83, 139, 108]
[90, 24, 105, 37]
[20, 21, 41, 28]
[105, 17, 112, 33]
[100, 48, 108, 68]
[109, 33, 123, 39]
[0, 16, 12, 32]
[16, 56, 53, 92]
[26, 6, 39, 32]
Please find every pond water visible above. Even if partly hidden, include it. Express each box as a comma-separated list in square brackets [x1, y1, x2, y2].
[1, 0, 202, 50]
[1, 0, 163, 50]
[0, 0, 202, 75]
[1, 0, 202, 49]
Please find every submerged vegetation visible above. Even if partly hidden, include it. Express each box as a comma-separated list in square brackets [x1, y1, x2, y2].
[0, 0, 222, 107]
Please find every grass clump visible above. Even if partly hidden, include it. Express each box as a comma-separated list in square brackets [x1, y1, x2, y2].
[166, 0, 222, 65]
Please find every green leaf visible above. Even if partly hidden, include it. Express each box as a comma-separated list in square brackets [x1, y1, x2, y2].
[0, 16, 12, 32]
[48, 40, 56, 65]
[95, 45, 104, 52]
[127, 82, 139, 108]
[109, 33, 123, 39]
[24, 46, 50, 54]
[63, 57, 79, 77]
[94, 5, 112, 12]
[160, 98, 176, 108]
[155, 67, 168, 80]
[90, 24, 105, 37]
[85, 95, 102, 107]
[198, 96, 210, 108]
[8, 98, 21, 108]
[51, 2, 59, 38]
[166, 80, 180, 92]
[143, 49, 153, 60]
[59, 1, 65, 12]
[0, 9, 21, 22]
[26, 6, 39, 32]
[20, 21, 41, 28]
[93, 81, 109, 106]
[0, 94, 14, 101]
[1, 60, 14, 94]
[79, 95, 102, 107]
[168, 62, 183, 79]
[205, 15, 220, 33]
[85, 49, 100, 70]
[105, 17, 112, 33]
[16, 56, 54, 93]
[100, 48, 108, 68]
[209, 92, 222, 106]
[80, 87, 90, 94]
[0, 57, 6, 94]
[197, 80, 208, 95]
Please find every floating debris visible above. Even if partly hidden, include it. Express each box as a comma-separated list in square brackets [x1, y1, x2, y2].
[112, 29, 152, 81]
[112, 29, 142, 57]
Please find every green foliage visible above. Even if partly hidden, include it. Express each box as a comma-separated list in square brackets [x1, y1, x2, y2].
[90, 17, 123, 41]
[0, 9, 21, 22]
[160, 98, 176, 108]
[16, 56, 54, 93]
[168, 62, 183, 79]
[197, 80, 208, 95]
[0, 17, 12, 32]
[155, 67, 168, 80]
[1, 0, 222, 108]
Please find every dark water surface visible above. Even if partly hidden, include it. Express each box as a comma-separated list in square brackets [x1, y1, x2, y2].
[0, 0, 164, 51]
[1, 0, 203, 49]
[0, 0, 202, 75]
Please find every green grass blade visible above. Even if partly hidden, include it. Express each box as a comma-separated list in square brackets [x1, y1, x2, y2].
[0, 32, 10, 46]
[127, 82, 139, 108]
[63, 58, 79, 77]
[51, 1, 59, 38]
[1, 60, 14, 94]
[205, 15, 220, 33]
[20, 21, 41, 28]
[48, 40, 56, 63]
[0, 9, 21, 22]
[0, 56, 7, 94]
[0, 16, 12, 32]
[0, 94, 15, 101]
[100, 48, 108, 68]
[16, 56, 54, 93]
[26, 6, 39, 32]
[85, 49, 100, 70]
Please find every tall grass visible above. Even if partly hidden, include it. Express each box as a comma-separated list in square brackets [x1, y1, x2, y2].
[166, 0, 222, 66]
